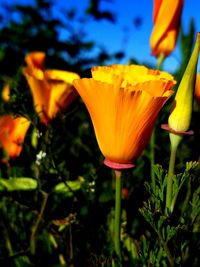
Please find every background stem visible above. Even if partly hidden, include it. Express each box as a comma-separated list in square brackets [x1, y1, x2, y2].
[114, 170, 122, 261]
[150, 130, 156, 191]
[166, 145, 178, 214]
[30, 191, 49, 254]
[150, 53, 165, 190]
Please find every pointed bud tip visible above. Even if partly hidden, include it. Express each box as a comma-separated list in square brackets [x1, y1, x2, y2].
[195, 32, 200, 49]
[168, 31, 200, 133]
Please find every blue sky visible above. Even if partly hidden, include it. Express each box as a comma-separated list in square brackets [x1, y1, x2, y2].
[63, 0, 200, 73]
[2, 0, 200, 73]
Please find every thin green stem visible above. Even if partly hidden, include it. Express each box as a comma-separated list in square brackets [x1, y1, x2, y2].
[69, 224, 74, 265]
[150, 129, 156, 191]
[157, 53, 165, 70]
[114, 170, 122, 261]
[150, 53, 165, 191]
[1, 220, 22, 267]
[157, 230, 175, 267]
[30, 191, 49, 254]
[165, 145, 178, 214]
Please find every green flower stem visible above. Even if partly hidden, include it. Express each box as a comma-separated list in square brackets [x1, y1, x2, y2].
[156, 230, 175, 267]
[157, 53, 165, 71]
[166, 146, 177, 214]
[150, 53, 165, 191]
[150, 129, 156, 191]
[114, 170, 122, 261]
[166, 133, 182, 214]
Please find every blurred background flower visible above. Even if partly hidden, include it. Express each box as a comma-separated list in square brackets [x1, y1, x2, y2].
[195, 73, 200, 108]
[23, 52, 80, 125]
[0, 115, 30, 159]
[1, 83, 10, 102]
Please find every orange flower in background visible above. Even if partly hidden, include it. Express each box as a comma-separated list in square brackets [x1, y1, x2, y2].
[195, 73, 200, 107]
[150, 0, 184, 57]
[25, 51, 46, 69]
[1, 83, 10, 102]
[0, 115, 30, 158]
[73, 64, 176, 169]
[23, 52, 80, 125]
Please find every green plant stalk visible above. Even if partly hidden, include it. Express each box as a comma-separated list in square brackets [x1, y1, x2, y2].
[150, 53, 165, 191]
[150, 129, 156, 190]
[69, 223, 74, 264]
[157, 53, 165, 71]
[1, 220, 22, 267]
[114, 170, 122, 261]
[30, 191, 49, 254]
[166, 146, 177, 214]
[157, 230, 175, 267]
[166, 133, 182, 214]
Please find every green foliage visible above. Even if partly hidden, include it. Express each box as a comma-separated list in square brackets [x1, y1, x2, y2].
[139, 162, 200, 267]
[0, 177, 37, 191]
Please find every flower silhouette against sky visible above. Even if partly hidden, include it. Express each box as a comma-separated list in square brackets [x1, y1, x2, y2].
[150, 0, 184, 57]
[23, 52, 80, 125]
[73, 64, 176, 169]
[0, 115, 30, 159]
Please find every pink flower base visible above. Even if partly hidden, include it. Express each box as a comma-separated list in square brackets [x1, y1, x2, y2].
[161, 124, 194, 135]
[104, 158, 135, 170]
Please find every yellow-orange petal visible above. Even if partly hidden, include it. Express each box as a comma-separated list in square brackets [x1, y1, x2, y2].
[44, 70, 80, 120]
[0, 115, 30, 158]
[23, 67, 50, 124]
[23, 64, 80, 124]
[152, 30, 177, 57]
[92, 64, 176, 87]
[73, 74, 174, 164]
[153, 0, 162, 22]
[45, 69, 80, 84]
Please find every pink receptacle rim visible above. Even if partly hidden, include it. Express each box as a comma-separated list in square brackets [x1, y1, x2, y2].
[161, 124, 194, 135]
[104, 158, 135, 170]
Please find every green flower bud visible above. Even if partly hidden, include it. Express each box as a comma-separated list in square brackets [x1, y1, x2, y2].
[168, 32, 200, 132]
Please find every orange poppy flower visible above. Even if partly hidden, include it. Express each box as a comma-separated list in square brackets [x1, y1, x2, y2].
[0, 115, 30, 158]
[195, 73, 200, 107]
[23, 52, 80, 125]
[73, 64, 176, 169]
[150, 0, 184, 57]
